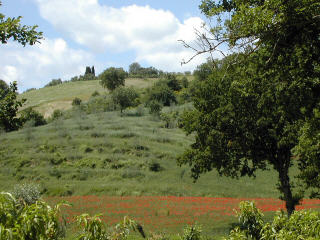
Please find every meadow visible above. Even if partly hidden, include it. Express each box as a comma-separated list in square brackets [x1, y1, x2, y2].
[2, 78, 319, 238]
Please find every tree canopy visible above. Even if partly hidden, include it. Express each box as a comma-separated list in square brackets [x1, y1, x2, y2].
[179, 0, 320, 215]
[99, 67, 126, 91]
[0, 82, 25, 132]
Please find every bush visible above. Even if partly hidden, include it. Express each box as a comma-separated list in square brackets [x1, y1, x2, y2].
[146, 82, 177, 107]
[226, 201, 320, 240]
[111, 87, 140, 113]
[20, 107, 46, 127]
[91, 90, 100, 97]
[0, 192, 66, 239]
[148, 100, 163, 115]
[50, 109, 64, 121]
[11, 183, 41, 205]
[72, 97, 82, 106]
[45, 78, 63, 87]
[180, 224, 202, 240]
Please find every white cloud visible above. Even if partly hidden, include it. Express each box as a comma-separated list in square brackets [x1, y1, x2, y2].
[35, 0, 212, 72]
[0, 38, 96, 91]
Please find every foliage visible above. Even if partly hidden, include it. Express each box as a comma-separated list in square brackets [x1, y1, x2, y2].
[0, 81, 25, 132]
[20, 107, 46, 127]
[234, 201, 263, 240]
[180, 77, 189, 89]
[76, 214, 144, 240]
[146, 81, 177, 107]
[293, 109, 320, 198]
[180, 224, 202, 240]
[193, 60, 214, 82]
[45, 78, 63, 88]
[72, 97, 82, 106]
[148, 100, 163, 115]
[100, 67, 127, 91]
[128, 62, 160, 78]
[50, 109, 64, 121]
[226, 201, 320, 240]
[165, 74, 182, 91]
[0, 1, 42, 46]
[0, 79, 8, 91]
[160, 111, 179, 129]
[11, 183, 41, 205]
[0, 192, 66, 239]
[111, 87, 140, 113]
[76, 214, 109, 240]
[179, 0, 320, 215]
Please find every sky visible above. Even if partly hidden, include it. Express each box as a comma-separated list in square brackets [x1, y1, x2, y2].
[0, 0, 212, 92]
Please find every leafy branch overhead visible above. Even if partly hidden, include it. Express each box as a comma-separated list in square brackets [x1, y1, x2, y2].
[0, 1, 43, 46]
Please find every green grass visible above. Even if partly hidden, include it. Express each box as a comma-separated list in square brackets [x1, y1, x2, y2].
[2, 76, 303, 238]
[19, 78, 158, 117]
[0, 107, 280, 198]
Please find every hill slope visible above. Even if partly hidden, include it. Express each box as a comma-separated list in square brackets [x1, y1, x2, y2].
[19, 78, 157, 117]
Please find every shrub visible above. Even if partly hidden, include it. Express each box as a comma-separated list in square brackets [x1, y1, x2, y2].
[111, 87, 140, 114]
[91, 90, 100, 97]
[180, 224, 202, 240]
[146, 82, 177, 107]
[20, 107, 46, 127]
[148, 100, 163, 115]
[11, 183, 41, 205]
[50, 109, 64, 121]
[0, 192, 66, 239]
[226, 201, 320, 240]
[149, 161, 162, 172]
[165, 74, 182, 91]
[45, 78, 63, 87]
[72, 97, 82, 106]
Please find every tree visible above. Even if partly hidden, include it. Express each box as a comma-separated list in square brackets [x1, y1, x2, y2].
[85, 66, 92, 75]
[0, 1, 42, 46]
[129, 62, 141, 75]
[0, 81, 25, 131]
[146, 81, 177, 107]
[111, 87, 139, 114]
[0, 79, 8, 91]
[91, 66, 95, 77]
[179, 0, 320, 216]
[100, 67, 126, 91]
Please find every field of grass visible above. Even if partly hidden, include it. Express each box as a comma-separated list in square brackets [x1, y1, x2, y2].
[0, 106, 282, 198]
[18, 78, 158, 117]
[3, 77, 317, 238]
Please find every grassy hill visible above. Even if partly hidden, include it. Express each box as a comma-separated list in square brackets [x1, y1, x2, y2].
[0, 105, 280, 198]
[19, 78, 158, 118]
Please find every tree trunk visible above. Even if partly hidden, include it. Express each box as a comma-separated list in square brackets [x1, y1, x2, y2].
[278, 163, 295, 216]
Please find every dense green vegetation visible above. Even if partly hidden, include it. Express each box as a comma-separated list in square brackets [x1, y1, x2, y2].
[179, 0, 320, 215]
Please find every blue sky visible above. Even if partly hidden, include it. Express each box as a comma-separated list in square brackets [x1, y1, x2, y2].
[0, 0, 211, 91]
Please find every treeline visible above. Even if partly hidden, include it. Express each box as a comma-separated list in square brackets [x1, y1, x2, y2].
[42, 62, 193, 89]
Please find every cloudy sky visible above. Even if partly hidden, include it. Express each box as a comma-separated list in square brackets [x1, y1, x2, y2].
[0, 0, 210, 91]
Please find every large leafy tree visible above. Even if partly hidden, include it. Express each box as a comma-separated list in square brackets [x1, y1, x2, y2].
[179, 0, 320, 215]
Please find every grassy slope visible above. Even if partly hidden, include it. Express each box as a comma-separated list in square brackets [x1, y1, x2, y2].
[19, 78, 157, 118]
[5, 77, 297, 237]
[0, 108, 280, 198]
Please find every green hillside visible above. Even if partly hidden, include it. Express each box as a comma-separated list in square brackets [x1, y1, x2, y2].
[0, 105, 280, 198]
[19, 78, 157, 118]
